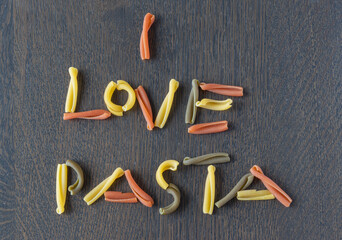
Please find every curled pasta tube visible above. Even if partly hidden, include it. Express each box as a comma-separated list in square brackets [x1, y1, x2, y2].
[140, 13, 155, 60]
[185, 79, 199, 124]
[199, 83, 243, 97]
[154, 79, 179, 128]
[188, 121, 228, 134]
[84, 167, 124, 206]
[156, 160, 179, 190]
[56, 164, 68, 214]
[183, 153, 230, 165]
[104, 192, 138, 203]
[250, 165, 292, 207]
[63, 110, 111, 120]
[117, 80, 136, 112]
[125, 170, 154, 207]
[196, 98, 233, 111]
[135, 86, 154, 130]
[203, 165, 216, 215]
[237, 190, 275, 200]
[159, 183, 181, 215]
[65, 67, 78, 113]
[66, 160, 84, 195]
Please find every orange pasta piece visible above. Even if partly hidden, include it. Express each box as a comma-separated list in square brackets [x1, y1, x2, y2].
[63, 110, 111, 120]
[125, 170, 154, 207]
[104, 191, 138, 203]
[200, 83, 243, 97]
[188, 121, 228, 134]
[250, 165, 292, 207]
[140, 13, 155, 60]
[135, 86, 154, 130]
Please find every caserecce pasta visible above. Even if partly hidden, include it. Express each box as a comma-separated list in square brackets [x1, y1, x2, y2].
[159, 183, 181, 215]
[183, 153, 230, 165]
[63, 110, 111, 120]
[196, 98, 233, 111]
[203, 165, 216, 215]
[199, 83, 243, 97]
[250, 165, 292, 207]
[237, 190, 275, 200]
[135, 86, 154, 130]
[140, 13, 155, 60]
[56, 164, 68, 214]
[185, 79, 199, 124]
[104, 192, 138, 203]
[104, 80, 136, 116]
[188, 120, 228, 134]
[66, 160, 84, 195]
[65, 67, 78, 113]
[84, 167, 124, 205]
[215, 173, 254, 208]
[154, 79, 179, 128]
[125, 170, 154, 207]
[156, 160, 179, 190]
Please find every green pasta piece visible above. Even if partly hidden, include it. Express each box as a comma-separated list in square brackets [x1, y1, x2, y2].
[183, 153, 230, 165]
[185, 79, 199, 124]
[66, 160, 84, 195]
[215, 173, 254, 208]
[159, 183, 181, 215]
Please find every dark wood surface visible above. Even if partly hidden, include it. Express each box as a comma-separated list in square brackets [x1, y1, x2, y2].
[0, 0, 341, 239]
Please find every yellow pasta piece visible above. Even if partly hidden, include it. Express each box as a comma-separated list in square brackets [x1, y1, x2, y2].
[83, 167, 124, 205]
[203, 165, 215, 215]
[196, 98, 232, 111]
[56, 164, 68, 214]
[154, 79, 179, 128]
[65, 67, 78, 113]
[156, 160, 179, 190]
[237, 190, 275, 200]
[104, 80, 136, 116]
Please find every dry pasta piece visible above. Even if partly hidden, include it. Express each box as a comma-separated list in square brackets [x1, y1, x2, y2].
[83, 167, 124, 205]
[140, 13, 155, 60]
[154, 79, 179, 128]
[104, 191, 138, 203]
[65, 67, 78, 113]
[215, 173, 254, 208]
[104, 80, 136, 116]
[203, 165, 216, 215]
[199, 83, 243, 97]
[156, 160, 179, 190]
[250, 165, 292, 207]
[159, 183, 181, 215]
[125, 170, 154, 207]
[237, 190, 275, 200]
[65, 160, 84, 195]
[56, 164, 68, 214]
[135, 86, 154, 130]
[63, 110, 111, 120]
[185, 79, 199, 124]
[188, 121, 228, 134]
[183, 153, 230, 165]
[196, 98, 233, 111]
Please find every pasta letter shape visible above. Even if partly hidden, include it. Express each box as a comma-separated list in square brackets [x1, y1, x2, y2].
[237, 190, 275, 200]
[159, 183, 181, 215]
[185, 79, 199, 124]
[125, 170, 154, 207]
[66, 160, 84, 195]
[250, 165, 292, 207]
[65, 67, 78, 113]
[140, 13, 155, 60]
[188, 121, 228, 134]
[203, 165, 216, 215]
[104, 191, 138, 203]
[183, 153, 230, 165]
[63, 110, 111, 120]
[154, 79, 179, 128]
[215, 173, 254, 208]
[156, 160, 179, 190]
[56, 164, 68, 214]
[196, 98, 233, 111]
[135, 86, 154, 130]
[200, 83, 243, 97]
[84, 167, 124, 205]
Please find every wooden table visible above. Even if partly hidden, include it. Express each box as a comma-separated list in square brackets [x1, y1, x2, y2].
[1, 0, 340, 239]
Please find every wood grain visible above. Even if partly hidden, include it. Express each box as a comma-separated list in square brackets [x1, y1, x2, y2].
[0, 0, 341, 239]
